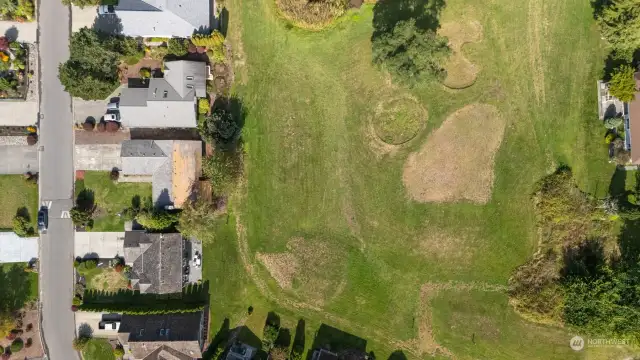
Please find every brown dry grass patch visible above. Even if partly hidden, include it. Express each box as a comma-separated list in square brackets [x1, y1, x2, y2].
[89, 268, 129, 292]
[439, 19, 483, 89]
[275, 0, 346, 29]
[257, 237, 347, 306]
[402, 103, 506, 204]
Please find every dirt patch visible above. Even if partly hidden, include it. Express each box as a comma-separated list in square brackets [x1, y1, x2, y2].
[89, 268, 128, 291]
[257, 252, 299, 289]
[439, 19, 484, 89]
[416, 226, 476, 262]
[402, 103, 506, 204]
[172, 141, 202, 208]
[74, 128, 131, 145]
[373, 97, 428, 145]
[256, 237, 346, 306]
[118, 58, 163, 84]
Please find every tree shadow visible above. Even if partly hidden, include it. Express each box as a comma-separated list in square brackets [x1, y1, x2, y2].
[601, 51, 629, 81]
[387, 350, 407, 360]
[276, 327, 291, 348]
[15, 207, 30, 222]
[92, 15, 124, 36]
[155, 188, 172, 209]
[0, 264, 33, 315]
[561, 238, 607, 280]
[202, 318, 230, 360]
[131, 195, 141, 211]
[371, 0, 446, 39]
[291, 319, 305, 357]
[309, 324, 367, 356]
[608, 166, 628, 201]
[4, 26, 18, 42]
[219, 7, 230, 37]
[76, 189, 96, 213]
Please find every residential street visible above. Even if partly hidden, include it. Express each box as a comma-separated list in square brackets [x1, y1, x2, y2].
[37, 0, 78, 358]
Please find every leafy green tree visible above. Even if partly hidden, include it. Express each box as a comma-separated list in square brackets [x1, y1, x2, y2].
[178, 200, 218, 240]
[597, 0, 640, 59]
[604, 116, 624, 129]
[609, 64, 637, 102]
[136, 211, 179, 232]
[70, 206, 93, 228]
[372, 18, 450, 86]
[262, 323, 279, 351]
[12, 214, 31, 237]
[167, 38, 189, 56]
[199, 107, 241, 149]
[58, 28, 125, 100]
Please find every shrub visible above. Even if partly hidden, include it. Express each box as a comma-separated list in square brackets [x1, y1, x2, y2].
[114, 346, 125, 357]
[190, 31, 225, 48]
[211, 45, 225, 64]
[199, 107, 241, 149]
[139, 67, 151, 79]
[114, 263, 124, 273]
[82, 121, 94, 131]
[25, 324, 32, 332]
[76, 260, 97, 275]
[0, 37, 8, 51]
[372, 18, 450, 87]
[198, 98, 210, 114]
[96, 122, 106, 132]
[72, 336, 90, 351]
[10, 338, 23, 352]
[204, 149, 243, 196]
[70, 206, 93, 227]
[604, 117, 624, 129]
[136, 211, 179, 232]
[25, 338, 31, 348]
[12, 214, 32, 237]
[605, 132, 616, 144]
[110, 169, 119, 181]
[277, 0, 347, 27]
[262, 323, 279, 351]
[72, 296, 82, 306]
[148, 37, 169, 43]
[609, 64, 637, 102]
[167, 38, 189, 56]
[105, 121, 119, 132]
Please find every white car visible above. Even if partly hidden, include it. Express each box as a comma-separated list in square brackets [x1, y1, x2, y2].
[98, 5, 115, 15]
[103, 113, 118, 121]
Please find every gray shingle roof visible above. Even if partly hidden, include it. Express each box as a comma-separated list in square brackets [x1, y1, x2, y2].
[117, 312, 204, 359]
[119, 61, 206, 129]
[113, 0, 210, 38]
[124, 232, 184, 294]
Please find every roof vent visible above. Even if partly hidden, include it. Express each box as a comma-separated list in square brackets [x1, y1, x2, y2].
[139, 329, 145, 336]
[153, 88, 157, 97]
[163, 90, 168, 98]
[186, 84, 194, 89]
[186, 76, 194, 80]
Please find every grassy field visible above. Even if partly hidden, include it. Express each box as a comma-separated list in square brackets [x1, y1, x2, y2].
[0, 176, 38, 231]
[82, 338, 114, 360]
[76, 171, 151, 232]
[201, 0, 639, 358]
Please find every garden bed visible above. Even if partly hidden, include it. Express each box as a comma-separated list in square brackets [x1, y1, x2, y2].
[0, 41, 31, 100]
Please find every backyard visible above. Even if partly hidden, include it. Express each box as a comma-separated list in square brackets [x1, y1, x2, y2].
[75, 171, 152, 232]
[78, 264, 128, 292]
[0, 175, 38, 231]
[200, 0, 634, 359]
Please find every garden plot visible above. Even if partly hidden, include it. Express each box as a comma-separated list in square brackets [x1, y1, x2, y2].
[403, 103, 506, 204]
[438, 19, 484, 89]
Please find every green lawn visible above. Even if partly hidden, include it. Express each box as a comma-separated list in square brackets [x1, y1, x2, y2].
[0, 263, 38, 303]
[200, 0, 638, 358]
[82, 338, 114, 360]
[80, 266, 128, 292]
[0, 175, 38, 231]
[76, 171, 151, 231]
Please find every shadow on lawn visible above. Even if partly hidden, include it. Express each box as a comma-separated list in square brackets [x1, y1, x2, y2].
[0, 263, 34, 314]
[372, 0, 446, 39]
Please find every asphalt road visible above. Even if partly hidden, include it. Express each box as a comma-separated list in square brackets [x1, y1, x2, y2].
[37, 0, 78, 358]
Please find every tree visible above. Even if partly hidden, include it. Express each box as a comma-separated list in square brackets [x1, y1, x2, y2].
[167, 38, 189, 56]
[372, 19, 450, 86]
[110, 169, 119, 181]
[597, 0, 640, 59]
[178, 199, 218, 240]
[262, 323, 279, 351]
[604, 117, 624, 129]
[70, 207, 93, 228]
[609, 64, 637, 102]
[10, 338, 23, 353]
[199, 107, 241, 149]
[136, 211, 178, 232]
[139, 67, 151, 79]
[58, 28, 125, 100]
[203, 148, 243, 195]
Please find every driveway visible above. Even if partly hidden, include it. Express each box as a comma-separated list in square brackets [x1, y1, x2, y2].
[75, 144, 122, 171]
[38, 0, 78, 358]
[75, 312, 121, 338]
[71, 5, 97, 33]
[0, 232, 38, 263]
[0, 145, 38, 174]
[73, 98, 107, 125]
[74, 232, 125, 259]
[0, 21, 37, 43]
[0, 101, 38, 126]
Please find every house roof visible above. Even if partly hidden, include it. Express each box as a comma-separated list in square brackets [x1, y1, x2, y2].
[113, 0, 210, 38]
[123, 232, 184, 294]
[120, 140, 201, 208]
[117, 312, 204, 359]
[629, 72, 640, 164]
[119, 61, 206, 129]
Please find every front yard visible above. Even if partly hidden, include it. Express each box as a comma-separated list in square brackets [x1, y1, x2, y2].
[81, 266, 128, 292]
[0, 175, 37, 231]
[82, 338, 115, 360]
[75, 171, 152, 232]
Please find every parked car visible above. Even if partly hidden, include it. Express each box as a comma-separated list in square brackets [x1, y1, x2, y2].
[107, 101, 119, 110]
[98, 5, 115, 15]
[103, 113, 119, 121]
[37, 207, 48, 232]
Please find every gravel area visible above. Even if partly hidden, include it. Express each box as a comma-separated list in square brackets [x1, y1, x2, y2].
[0, 136, 28, 145]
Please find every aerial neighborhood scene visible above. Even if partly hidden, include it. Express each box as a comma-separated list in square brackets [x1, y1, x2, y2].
[1, 0, 640, 359]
